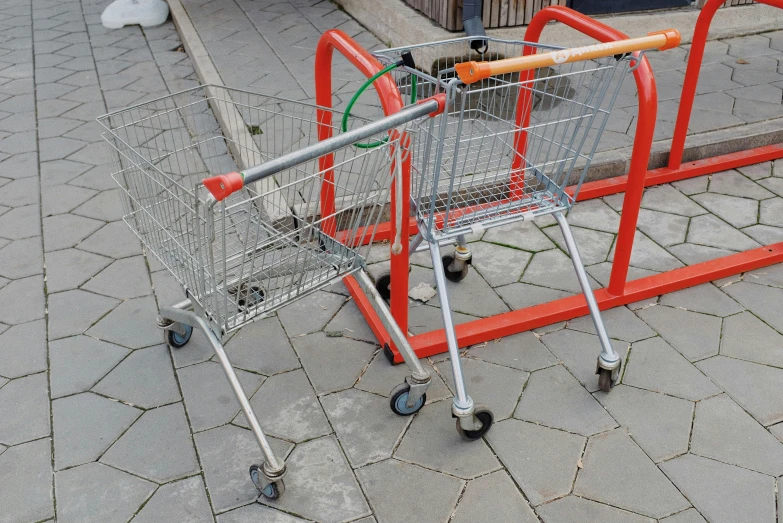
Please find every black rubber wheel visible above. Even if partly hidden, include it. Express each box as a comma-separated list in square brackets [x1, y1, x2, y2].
[166, 324, 193, 348]
[598, 368, 614, 393]
[250, 464, 285, 500]
[389, 383, 426, 416]
[456, 406, 493, 441]
[441, 255, 469, 282]
[375, 273, 391, 300]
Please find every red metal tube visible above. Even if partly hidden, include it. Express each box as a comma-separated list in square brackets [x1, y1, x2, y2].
[668, 0, 783, 170]
[314, 29, 411, 339]
[523, 6, 659, 296]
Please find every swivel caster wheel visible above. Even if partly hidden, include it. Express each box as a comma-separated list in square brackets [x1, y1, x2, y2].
[389, 383, 426, 416]
[442, 254, 470, 282]
[250, 464, 285, 500]
[165, 324, 192, 348]
[597, 368, 616, 393]
[456, 406, 493, 441]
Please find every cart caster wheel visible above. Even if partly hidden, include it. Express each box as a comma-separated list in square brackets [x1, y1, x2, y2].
[442, 255, 469, 282]
[250, 465, 285, 500]
[389, 383, 426, 416]
[456, 406, 493, 441]
[166, 324, 192, 348]
[597, 368, 615, 393]
[375, 273, 391, 301]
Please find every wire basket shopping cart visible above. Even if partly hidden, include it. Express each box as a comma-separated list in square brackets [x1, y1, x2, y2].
[362, 31, 679, 439]
[98, 85, 444, 499]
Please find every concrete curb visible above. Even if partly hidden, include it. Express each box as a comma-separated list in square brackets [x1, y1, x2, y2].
[168, 0, 782, 186]
[335, 0, 783, 48]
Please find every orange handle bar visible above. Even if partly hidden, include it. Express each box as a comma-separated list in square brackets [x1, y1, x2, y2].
[455, 29, 680, 84]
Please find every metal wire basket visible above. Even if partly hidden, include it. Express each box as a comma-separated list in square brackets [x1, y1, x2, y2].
[98, 85, 410, 335]
[374, 37, 632, 240]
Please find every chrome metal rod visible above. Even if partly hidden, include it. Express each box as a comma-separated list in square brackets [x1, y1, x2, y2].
[355, 271, 430, 381]
[429, 241, 471, 408]
[242, 99, 440, 185]
[554, 212, 619, 367]
[159, 306, 285, 472]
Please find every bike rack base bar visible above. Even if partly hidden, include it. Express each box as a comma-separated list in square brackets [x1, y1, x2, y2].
[356, 240, 783, 363]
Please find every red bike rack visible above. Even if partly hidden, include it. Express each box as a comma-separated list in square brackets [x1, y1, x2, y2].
[315, 2, 783, 363]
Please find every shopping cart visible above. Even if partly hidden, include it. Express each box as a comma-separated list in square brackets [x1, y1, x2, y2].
[98, 85, 445, 498]
[357, 31, 680, 439]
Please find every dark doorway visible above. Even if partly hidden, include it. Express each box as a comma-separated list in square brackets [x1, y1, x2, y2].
[569, 0, 691, 15]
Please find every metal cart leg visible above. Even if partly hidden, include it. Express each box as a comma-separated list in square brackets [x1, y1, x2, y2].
[554, 212, 621, 392]
[158, 303, 287, 499]
[355, 271, 431, 415]
[442, 234, 472, 282]
[429, 241, 493, 440]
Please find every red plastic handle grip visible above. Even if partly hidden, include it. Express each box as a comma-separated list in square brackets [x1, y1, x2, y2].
[203, 172, 243, 201]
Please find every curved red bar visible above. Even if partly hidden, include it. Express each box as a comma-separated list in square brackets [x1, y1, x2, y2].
[314, 29, 411, 337]
[523, 6, 659, 296]
[669, 0, 783, 169]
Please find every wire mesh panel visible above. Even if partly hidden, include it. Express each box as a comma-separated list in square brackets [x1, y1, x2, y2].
[99, 86, 405, 335]
[374, 37, 631, 240]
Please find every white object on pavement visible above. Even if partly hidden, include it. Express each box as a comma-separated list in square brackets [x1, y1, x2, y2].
[101, 0, 169, 29]
[408, 282, 437, 303]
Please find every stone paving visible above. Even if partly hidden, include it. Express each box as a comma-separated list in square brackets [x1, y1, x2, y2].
[2, 0, 783, 521]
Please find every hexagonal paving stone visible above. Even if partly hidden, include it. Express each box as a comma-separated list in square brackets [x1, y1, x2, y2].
[0, 372, 49, 446]
[0, 438, 54, 523]
[353, 351, 451, 404]
[466, 330, 557, 372]
[85, 295, 160, 348]
[43, 213, 103, 251]
[723, 280, 783, 332]
[495, 281, 573, 310]
[452, 471, 538, 523]
[521, 248, 599, 294]
[52, 392, 141, 470]
[661, 509, 708, 523]
[48, 288, 119, 340]
[598, 384, 693, 462]
[661, 454, 776, 523]
[276, 290, 345, 337]
[574, 429, 689, 518]
[659, 283, 743, 317]
[238, 369, 331, 443]
[435, 357, 528, 420]
[49, 335, 128, 397]
[486, 419, 584, 506]
[262, 436, 371, 522]
[635, 305, 721, 361]
[691, 192, 759, 229]
[720, 311, 783, 367]
[76, 220, 142, 259]
[0, 236, 43, 279]
[217, 504, 311, 522]
[481, 217, 555, 252]
[468, 240, 532, 287]
[609, 231, 684, 272]
[0, 274, 44, 325]
[292, 332, 376, 395]
[635, 208, 689, 247]
[356, 459, 462, 523]
[81, 255, 151, 299]
[537, 496, 655, 523]
[224, 316, 301, 375]
[542, 225, 615, 266]
[41, 183, 95, 216]
[686, 214, 760, 252]
[55, 462, 155, 523]
[321, 388, 410, 468]
[760, 197, 783, 228]
[623, 337, 721, 401]
[177, 360, 264, 432]
[101, 403, 199, 482]
[691, 394, 783, 476]
[426, 263, 511, 317]
[539, 329, 628, 393]
[0, 204, 41, 240]
[567, 305, 656, 343]
[641, 184, 706, 217]
[708, 170, 774, 200]
[697, 356, 783, 427]
[92, 344, 180, 408]
[0, 319, 46, 378]
[194, 424, 293, 513]
[132, 476, 213, 523]
[44, 247, 111, 293]
[515, 364, 617, 437]
[394, 400, 501, 479]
